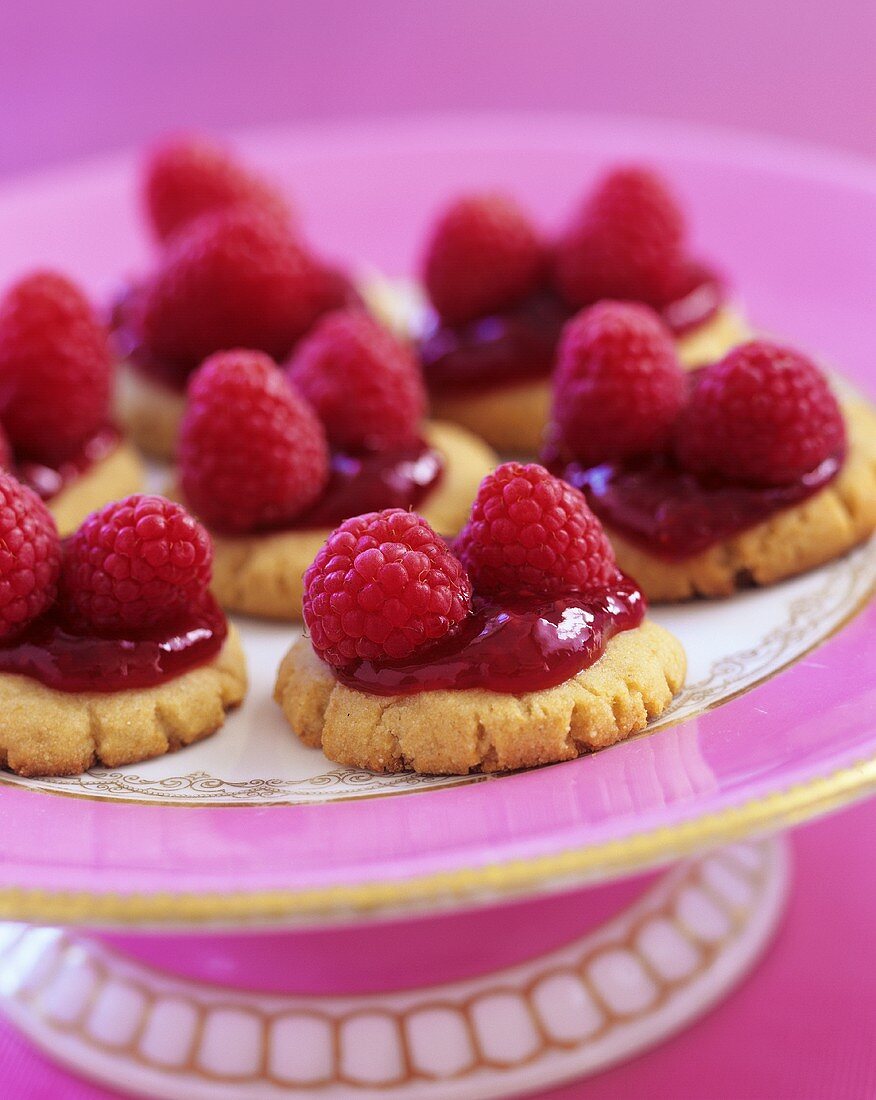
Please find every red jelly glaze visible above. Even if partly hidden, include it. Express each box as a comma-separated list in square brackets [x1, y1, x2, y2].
[420, 263, 725, 395]
[14, 426, 122, 503]
[0, 594, 227, 694]
[286, 440, 444, 533]
[208, 440, 445, 537]
[332, 576, 645, 696]
[559, 452, 844, 561]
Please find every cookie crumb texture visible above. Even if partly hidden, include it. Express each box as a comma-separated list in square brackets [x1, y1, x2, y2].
[204, 420, 496, 620]
[275, 620, 685, 775]
[0, 626, 246, 777]
[612, 400, 876, 601]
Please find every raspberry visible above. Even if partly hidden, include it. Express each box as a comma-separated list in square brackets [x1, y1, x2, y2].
[137, 208, 352, 370]
[61, 495, 213, 633]
[554, 165, 686, 309]
[0, 473, 62, 640]
[456, 462, 618, 598]
[303, 509, 472, 667]
[0, 271, 112, 464]
[421, 193, 545, 324]
[286, 310, 426, 452]
[179, 350, 329, 534]
[675, 341, 846, 487]
[552, 301, 685, 465]
[143, 134, 292, 243]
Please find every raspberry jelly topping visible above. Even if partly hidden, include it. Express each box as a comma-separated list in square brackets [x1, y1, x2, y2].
[250, 439, 444, 535]
[560, 451, 844, 561]
[15, 426, 122, 503]
[0, 594, 227, 694]
[331, 575, 644, 696]
[420, 290, 567, 394]
[420, 264, 725, 395]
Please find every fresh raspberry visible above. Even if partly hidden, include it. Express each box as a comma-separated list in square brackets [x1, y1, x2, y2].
[179, 350, 329, 534]
[61, 495, 213, 633]
[143, 134, 292, 243]
[303, 509, 472, 668]
[137, 208, 353, 370]
[675, 341, 846, 487]
[0, 271, 112, 464]
[554, 165, 686, 309]
[456, 462, 618, 598]
[552, 301, 685, 465]
[0, 473, 62, 640]
[421, 193, 545, 324]
[286, 309, 426, 452]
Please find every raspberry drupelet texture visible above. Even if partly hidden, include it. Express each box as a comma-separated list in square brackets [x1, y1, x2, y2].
[555, 165, 685, 309]
[0, 473, 62, 640]
[675, 340, 846, 487]
[0, 271, 112, 464]
[137, 208, 352, 369]
[421, 193, 545, 325]
[303, 509, 472, 668]
[143, 134, 292, 243]
[179, 350, 329, 534]
[552, 301, 686, 466]
[61, 495, 213, 633]
[456, 463, 619, 598]
[286, 309, 426, 452]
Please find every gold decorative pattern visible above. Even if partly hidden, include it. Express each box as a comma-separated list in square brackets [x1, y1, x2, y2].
[653, 539, 874, 726]
[0, 840, 785, 1094]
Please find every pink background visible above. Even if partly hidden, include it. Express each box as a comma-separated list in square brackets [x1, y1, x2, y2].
[0, 0, 874, 182]
[0, 4, 874, 1097]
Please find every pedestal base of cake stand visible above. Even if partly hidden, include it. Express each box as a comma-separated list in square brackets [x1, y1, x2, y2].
[0, 836, 788, 1099]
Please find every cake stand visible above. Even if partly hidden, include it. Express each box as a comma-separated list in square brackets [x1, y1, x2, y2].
[0, 114, 873, 1099]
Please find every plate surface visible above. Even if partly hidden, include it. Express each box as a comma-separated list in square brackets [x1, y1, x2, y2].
[0, 114, 873, 926]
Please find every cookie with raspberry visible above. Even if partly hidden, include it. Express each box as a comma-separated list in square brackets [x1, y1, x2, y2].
[172, 341, 496, 619]
[413, 167, 749, 455]
[275, 467, 685, 775]
[0, 493, 246, 777]
[112, 206, 358, 458]
[0, 271, 144, 534]
[547, 334, 876, 600]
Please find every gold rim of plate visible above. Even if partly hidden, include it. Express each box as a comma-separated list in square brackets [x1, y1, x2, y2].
[0, 753, 874, 927]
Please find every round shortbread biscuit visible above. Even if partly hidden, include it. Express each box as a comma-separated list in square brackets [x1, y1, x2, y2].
[605, 400, 876, 601]
[47, 440, 145, 537]
[275, 620, 686, 776]
[175, 420, 497, 621]
[428, 306, 750, 454]
[0, 626, 247, 778]
[116, 362, 186, 460]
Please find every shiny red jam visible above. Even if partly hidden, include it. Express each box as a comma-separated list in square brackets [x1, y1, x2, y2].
[0, 595, 227, 694]
[559, 452, 844, 560]
[285, 441, 444, 533]
[215, 440, 445, 537]
[15, 426, 122, 503]
[332, 576, 645, 696]
[420, 264, 725, 395]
